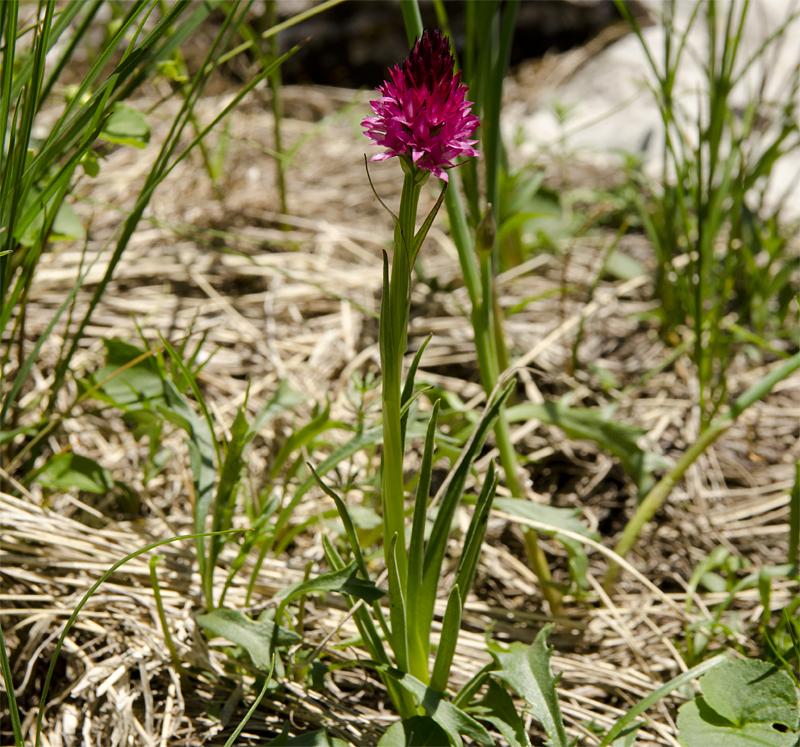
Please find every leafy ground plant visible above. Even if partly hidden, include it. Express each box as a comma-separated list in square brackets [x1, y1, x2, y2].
[322, 29, 506, 737]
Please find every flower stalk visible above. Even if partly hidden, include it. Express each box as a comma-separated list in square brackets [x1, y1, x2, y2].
[360, 28, 506, 704]
[380, 164, 424, 593]
[400, 2, 562, 614]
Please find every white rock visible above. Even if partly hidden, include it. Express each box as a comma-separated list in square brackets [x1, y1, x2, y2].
[508, 0, 800, 216]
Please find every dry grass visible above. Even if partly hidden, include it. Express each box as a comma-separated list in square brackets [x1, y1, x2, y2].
[2, 78, 798, 746]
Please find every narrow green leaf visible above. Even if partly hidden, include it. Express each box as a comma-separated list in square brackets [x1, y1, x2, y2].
[0, 625, 23, 746]
[454, 463, 498, 606]
[407, 399, 440, 669]
[430, 585, 462, 693]
[421, 382, 512, 638]
[275, 562, 384, 624]
[309, 464, 370, 581]
[387, 533, 409, 672]
[209, 404, 250, 568]
[410, 183, 447, 262]
[400, 334, 432, 445]
[268, 402, 334, 480]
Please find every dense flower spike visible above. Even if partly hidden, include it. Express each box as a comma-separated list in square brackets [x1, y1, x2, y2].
[362, 29, 479, 181]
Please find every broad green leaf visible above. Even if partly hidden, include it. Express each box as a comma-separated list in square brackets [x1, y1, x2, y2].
[51, 200, 85, 242]
[383, 668, 494, 747]
[91, 339, 164, 407]
[33, 452, 113, 494]
[611, 731, 639, 747]
[16, 188, 85, 247]
[491, 625, 568, 747]
[378, 716, 451, 746]
[605, 250, 645, 281]
[677, 697, 799, 747]
[506, 401, 669, 493]
[100, 103, 150, 148]
[346, 504, 382, 531]
[698, 658, 799, 728]
[196, 608, 299, 671]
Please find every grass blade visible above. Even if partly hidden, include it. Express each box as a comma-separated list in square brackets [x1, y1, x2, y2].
[790, 461, 800, 574]
[599, 655, 726, 746]
[0, 624, 23, 746]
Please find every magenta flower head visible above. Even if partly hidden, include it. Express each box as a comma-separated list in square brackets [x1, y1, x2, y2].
[362, 29, 479, 182]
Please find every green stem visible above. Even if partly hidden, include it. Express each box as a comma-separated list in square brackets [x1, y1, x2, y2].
[381, 166, 422, 663]
[149, 555, 182, 673]
[603, 349, 800, 592]
[266, 0, 287, 214]
[476, 225, 561, 613]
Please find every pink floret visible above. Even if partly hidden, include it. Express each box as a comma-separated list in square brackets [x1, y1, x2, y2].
[362, 29, 479, 181]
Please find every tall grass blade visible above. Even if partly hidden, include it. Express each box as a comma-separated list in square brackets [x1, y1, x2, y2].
[33, 529, 242, 746]
[0, 624, 23, 746]
[790, 462, 799, 574]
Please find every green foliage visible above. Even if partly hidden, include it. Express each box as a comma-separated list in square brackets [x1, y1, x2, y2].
[0, 0, 298, 470]
[378, 716, 452, 746]
[506, 400, 670, 495]
[497, 171, 578, 268]
[380, 668, 494, 747]
[677, 657, 800, 746]
[86, 338, 309, 609]
[32, 452, 113, 494]
[490, 626, 570, 747]
[493, 498, 596, 591]
[618, 0, 800, 425]
[99, 102, 150, 148]
[196, 607, 299, 672]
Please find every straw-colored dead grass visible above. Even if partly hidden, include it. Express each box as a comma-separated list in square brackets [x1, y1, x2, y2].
[2, 79, 798, 746]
